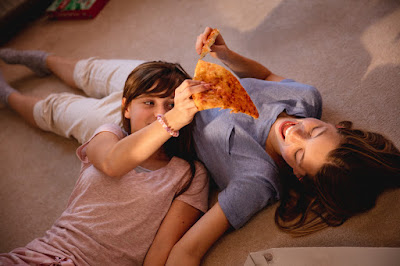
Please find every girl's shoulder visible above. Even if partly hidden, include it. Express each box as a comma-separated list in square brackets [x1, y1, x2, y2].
[92, 123, 127, 140]
[76, 124, 126, 163]
[168, 157, 207, 173]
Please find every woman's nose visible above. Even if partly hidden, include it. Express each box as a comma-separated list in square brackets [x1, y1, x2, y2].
[290, 124, 308, 141]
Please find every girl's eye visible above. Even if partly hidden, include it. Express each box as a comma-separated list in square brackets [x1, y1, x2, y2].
[144, 101, 154, 106]
[167, 103, 174, 109]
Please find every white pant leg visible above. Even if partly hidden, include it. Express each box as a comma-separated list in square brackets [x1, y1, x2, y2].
[33, 58, 146, 143]
[74, 58, 146, 98]
[33, 92, 122, 144]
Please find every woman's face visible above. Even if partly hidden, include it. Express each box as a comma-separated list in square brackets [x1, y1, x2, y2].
[270, 117, 341, 178]
[123, 93, 174, 133]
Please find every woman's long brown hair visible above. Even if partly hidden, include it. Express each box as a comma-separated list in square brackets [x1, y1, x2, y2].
[275, 121, 400, 236]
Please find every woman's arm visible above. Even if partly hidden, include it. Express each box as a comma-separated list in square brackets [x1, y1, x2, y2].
[86, 80, 210, 178]
[166, 202, 231, 265]
[143, 200, 202, 265]
[196, 27, 285, 81]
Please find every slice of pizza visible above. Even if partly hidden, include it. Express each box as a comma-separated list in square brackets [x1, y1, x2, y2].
[199, 28, 220, 60]
[193, 60, 259, 119]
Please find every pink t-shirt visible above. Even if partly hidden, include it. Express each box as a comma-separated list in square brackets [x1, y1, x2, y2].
[22, 124, 209, 265]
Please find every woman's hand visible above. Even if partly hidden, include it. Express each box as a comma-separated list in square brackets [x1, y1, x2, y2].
[195, 27, 284, 81]
[164, 80, 210, 130]
[196, 27, 229, 60]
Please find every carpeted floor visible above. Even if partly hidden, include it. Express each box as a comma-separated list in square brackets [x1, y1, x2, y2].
[1, 0, 399, 265]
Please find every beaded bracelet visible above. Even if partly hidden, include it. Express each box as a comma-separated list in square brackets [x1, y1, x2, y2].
[156, 114, 179, 137]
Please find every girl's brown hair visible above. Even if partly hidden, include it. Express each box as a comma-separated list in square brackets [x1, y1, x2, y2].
[121, 61, 191, 133]
[121, 61, 199, 194]
[275, 121, 400, 236]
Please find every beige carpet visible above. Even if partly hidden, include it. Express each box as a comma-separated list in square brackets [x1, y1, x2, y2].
[1, 0, 400, 265]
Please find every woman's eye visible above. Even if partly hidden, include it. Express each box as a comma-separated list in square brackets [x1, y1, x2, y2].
[310, 127, 320, 136]
[295, 149, 304, 164]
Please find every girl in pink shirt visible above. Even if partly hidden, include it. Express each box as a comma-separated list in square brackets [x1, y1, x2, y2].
[0, 60, 210, 265]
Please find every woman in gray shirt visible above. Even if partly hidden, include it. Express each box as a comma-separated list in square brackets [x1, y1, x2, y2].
[166, 27, 400, 265]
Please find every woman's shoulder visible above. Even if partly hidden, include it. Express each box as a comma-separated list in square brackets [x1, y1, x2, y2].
[241, 77, 318, 92]
[241, 78, 322, 113]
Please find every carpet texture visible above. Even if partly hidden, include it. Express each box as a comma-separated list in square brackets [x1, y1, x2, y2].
[1, 0, 399, 265]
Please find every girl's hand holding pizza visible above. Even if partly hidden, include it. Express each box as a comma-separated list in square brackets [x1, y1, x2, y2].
[164, 80, 210, 130]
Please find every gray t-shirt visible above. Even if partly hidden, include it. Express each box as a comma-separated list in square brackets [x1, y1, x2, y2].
[193, 78, 322, 229]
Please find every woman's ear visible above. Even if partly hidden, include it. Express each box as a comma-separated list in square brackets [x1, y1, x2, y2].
[122, 98, 131, 119]
[293, 168, 306, 181]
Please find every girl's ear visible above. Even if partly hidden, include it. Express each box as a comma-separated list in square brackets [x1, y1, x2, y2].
[122, 98, 131, 119]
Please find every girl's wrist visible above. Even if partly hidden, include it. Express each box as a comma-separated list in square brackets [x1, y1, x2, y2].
[163, 109, 187, 132]
[156, 114, 179, 137]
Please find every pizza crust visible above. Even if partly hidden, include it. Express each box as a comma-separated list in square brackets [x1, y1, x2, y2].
[199, 29, 220, 60]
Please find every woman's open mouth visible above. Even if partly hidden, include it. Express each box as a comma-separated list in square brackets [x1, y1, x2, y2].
[280, 121, 297, 140]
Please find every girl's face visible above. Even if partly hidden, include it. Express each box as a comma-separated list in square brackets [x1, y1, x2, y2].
[123, 93, 175, 133]
[269, 117, 341, 178]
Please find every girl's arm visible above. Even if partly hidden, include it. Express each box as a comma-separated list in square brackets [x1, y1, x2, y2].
[166, 202, 231, 265]
[86, 80, 210, 178]
[196, 27, 285, 82]
[143, 200, 202, 265]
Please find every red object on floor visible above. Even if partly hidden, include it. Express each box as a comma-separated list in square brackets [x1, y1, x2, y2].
[46, 0, 110, 20]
